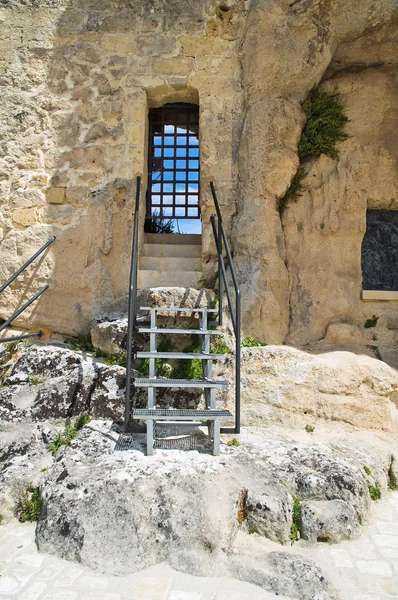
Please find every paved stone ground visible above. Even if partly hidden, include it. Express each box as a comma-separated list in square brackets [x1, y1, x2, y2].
[0, 491, 397, 600]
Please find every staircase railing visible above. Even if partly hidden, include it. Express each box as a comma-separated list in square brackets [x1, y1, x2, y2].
[0, 235, 56, 344]
[124, 176, 141, 432]
[209, 181, 241, 434]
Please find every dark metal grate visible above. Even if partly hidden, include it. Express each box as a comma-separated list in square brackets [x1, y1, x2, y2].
[147, 105, 200, 220]
[134, 409, 232, 418]
[114, 434, 134, 451]
[154, 436, 197, 450]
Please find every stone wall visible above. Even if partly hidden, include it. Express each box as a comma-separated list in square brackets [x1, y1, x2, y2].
[1, 0, 398, 366]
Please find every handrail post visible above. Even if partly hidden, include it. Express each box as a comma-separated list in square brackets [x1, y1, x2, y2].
[125, 176, 141, 433]
[217, 221, 223, 327]
[209, 181, 241, 435]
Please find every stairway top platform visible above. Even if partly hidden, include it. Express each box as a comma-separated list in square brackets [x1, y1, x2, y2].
[134, 377, 229, 388]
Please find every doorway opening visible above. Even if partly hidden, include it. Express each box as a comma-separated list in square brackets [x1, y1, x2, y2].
[145, 103, 201, 235]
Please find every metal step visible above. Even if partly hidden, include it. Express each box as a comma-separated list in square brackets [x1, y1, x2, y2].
[138, 327, 222, 335]
[133, 408, 233, 421]
[140, 306, 218, 313]
[136, 351, 225, 360]
[134, 377, 229, 388]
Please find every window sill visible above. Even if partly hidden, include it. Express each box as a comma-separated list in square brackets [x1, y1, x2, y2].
[362, 290, 398, 301]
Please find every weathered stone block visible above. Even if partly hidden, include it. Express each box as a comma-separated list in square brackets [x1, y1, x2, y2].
[152, 57, 194, 75]
[136, 35, 177, 56]
[40, 205, 75, 225]
[63, 147, 105, 171]
[301, 500, 359, 543]
[181, 35, 224, 56]
[46, 187, 66, 205]
[12, 207, 36, 227]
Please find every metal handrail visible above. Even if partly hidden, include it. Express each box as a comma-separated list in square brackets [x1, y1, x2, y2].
[124, 176, 141, 432]
[0, 236, 56, 344]
[209, 181, 241, 434]
[0, 236, 55, 295]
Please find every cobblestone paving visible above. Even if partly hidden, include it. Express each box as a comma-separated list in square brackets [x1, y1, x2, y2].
[0, 491, 397, 599]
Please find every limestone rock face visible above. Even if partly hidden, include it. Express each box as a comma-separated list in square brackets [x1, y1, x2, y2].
[0, 345, 126, 422]
[217, 345, 398, 431]
[36, 422, 397, 597]
[300, 500, 358, 543]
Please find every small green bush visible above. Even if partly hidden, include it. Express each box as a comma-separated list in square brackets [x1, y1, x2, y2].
[211, 338, 231, 354]
[305, 424, 314, 433]
[16, 486, 43, 522]
[363, 465, 372, 476]
[227, 438, 240, 447]
[48, 415, 90, 455]
[298, 87, 349, 162]
[65, 332, 94, 352]
[278, 87, 348, 212]
[289, 497, 302, 544]
[248, 525, 259, 534]
[0, 513, 3, 525]
[29, 375, 44, 386]
[364, 315, 379, 328]
[241, 337, 263, 348]
[278, 167, 307, 214]
[368, 484, 381, 501]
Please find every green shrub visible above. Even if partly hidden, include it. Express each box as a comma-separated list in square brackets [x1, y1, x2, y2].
[211, 338, 231, 354]
[103, 351, 127, 368]
[278, 87, 348, 212]
[364, 315, 379, 328]
[363, 465, 372, 476]
[305, 424, 314, 433]
[278, 167, 307, 214]
[0, 513, 3, 525]
[16, 486, 43, 522]
[227, 438, 240, 447]
[289, 497, 302, 544]
[248, 525, 259, 534]
[48, 415, 90, 455]
[29, 375, 44, 386]
[368, 484, 381, 501]
[65, 332, 94, 352]
[298, 87, 349, 162]
[241, 337, 263, 348]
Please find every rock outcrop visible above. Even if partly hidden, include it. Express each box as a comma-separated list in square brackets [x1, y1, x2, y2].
[35, 421, 396, 599]
[217, 345, 398, 432]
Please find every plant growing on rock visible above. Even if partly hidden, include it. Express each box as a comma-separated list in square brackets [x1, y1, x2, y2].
[368, 484, 381, 501]
[16, 486, 43, 522]
[29, 375, 44, 386]
[278, 86, 349, 213]
[227, 438, 239, 447]
[48, 415, 90, 455]
[289, 496, 302, 544]
[305, 424, 315, 433]
[65, 332, 94, 352]
[241, 337, 263, 348]
[364, 315, 379, 328]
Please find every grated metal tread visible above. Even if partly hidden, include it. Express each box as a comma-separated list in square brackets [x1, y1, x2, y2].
[138, 327, 222, 335]
[140, 306, 218, 313]
[137, 351, 225, 360]
[134, 377, 229, 389]
[133, 408, 233, 421]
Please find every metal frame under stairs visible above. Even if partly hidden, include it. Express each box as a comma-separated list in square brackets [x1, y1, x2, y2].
[124, 176, 240, 456]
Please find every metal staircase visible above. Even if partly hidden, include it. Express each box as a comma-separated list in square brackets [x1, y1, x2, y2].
[124, 177, 240, 456]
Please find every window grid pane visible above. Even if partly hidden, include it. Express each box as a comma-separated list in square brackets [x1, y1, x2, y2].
[147, 106, 200, 220]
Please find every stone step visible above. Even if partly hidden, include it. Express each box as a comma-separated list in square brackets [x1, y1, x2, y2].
[138, 270, 202, 288]
[140, 256, 202, 271]
[134, 377, 229, 388]
[143, 243, 201, 259]
[144, 233, 202, 245]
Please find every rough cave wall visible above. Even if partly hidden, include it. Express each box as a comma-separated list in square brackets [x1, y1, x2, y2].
[1, 0, 398, 363]
[235, 0, 398, 359]
[0, 0, 244, 335]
